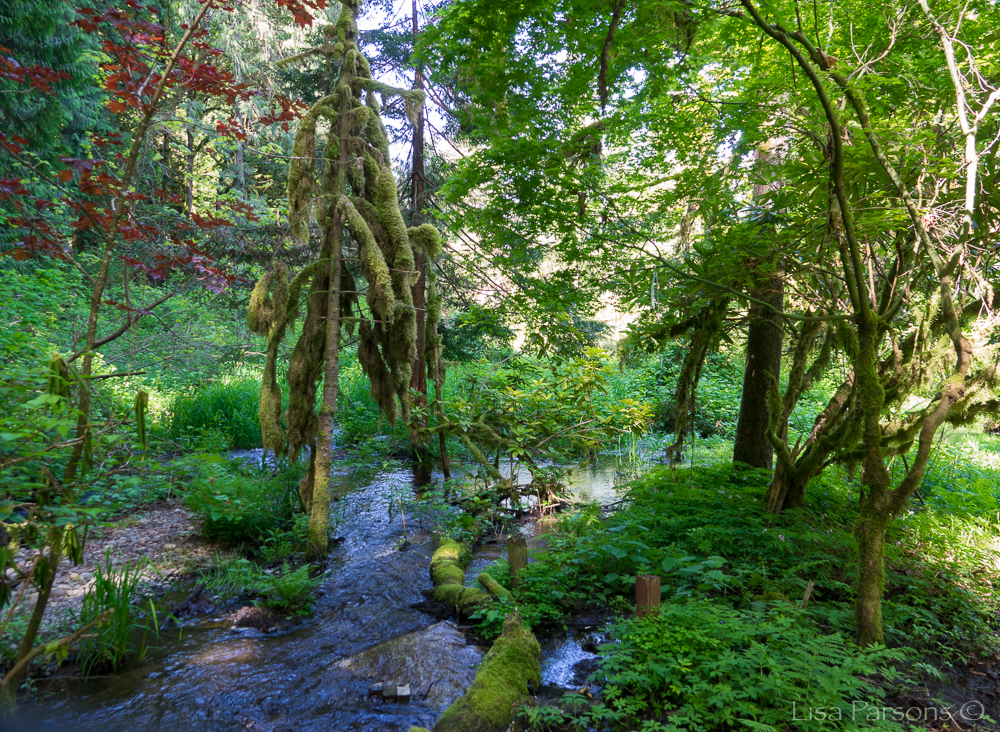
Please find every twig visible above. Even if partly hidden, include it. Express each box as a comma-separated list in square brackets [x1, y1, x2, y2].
[0, 609, 112, 697]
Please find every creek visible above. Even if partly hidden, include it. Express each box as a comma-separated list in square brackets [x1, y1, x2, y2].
[19, 454, 652, 732]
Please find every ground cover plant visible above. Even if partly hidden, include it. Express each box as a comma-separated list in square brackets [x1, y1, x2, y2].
[470, 443, 1000, 730]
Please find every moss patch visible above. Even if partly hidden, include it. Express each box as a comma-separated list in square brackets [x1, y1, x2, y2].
[476, 573, 511, 602]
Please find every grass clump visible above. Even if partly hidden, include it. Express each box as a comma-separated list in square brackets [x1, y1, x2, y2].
[76, 551, 162, 674]
[167, 376, 262, 450]
[203, 557, 319, 616]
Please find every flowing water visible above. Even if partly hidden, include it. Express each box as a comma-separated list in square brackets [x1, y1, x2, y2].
[18, 453, 654, 732]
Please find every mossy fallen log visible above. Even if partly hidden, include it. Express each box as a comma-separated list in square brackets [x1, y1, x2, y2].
[434, 613, 541, 732]
[428, 538, 489, 615]
[476, 573, 512, 602]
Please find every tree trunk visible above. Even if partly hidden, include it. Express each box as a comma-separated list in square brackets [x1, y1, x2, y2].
[853, 313, 891, 645]
[4, 529, 63, 704]
[766, 464, 810, 512]
[733, 277, 783, 469]
[234, 109, 246, 194]
[408, 0, 429, 454]
[854, 505, 887, 646]
[308, 217, 341, 558]
[307, 84, 348, 558]
[665, 299, 729, 465]
[185, 126, 195, 217]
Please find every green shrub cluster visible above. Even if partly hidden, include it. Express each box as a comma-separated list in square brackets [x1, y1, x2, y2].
[475, 456, 1000, 730]
[479, 464, 1000, 658]
[182, 455, 302, 546]
[523, 601, 905, 732]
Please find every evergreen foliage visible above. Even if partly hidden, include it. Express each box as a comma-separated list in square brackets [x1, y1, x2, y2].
[0, 0, 105, 157]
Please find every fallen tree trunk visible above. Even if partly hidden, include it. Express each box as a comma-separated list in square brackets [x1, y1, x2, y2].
[426, 538, 489, 616]
[415, 612, 540, 732]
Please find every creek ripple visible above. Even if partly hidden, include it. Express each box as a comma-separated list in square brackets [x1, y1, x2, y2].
[20, 453, 654, 731]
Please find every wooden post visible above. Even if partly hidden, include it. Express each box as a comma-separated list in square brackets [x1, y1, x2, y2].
[800, 579, 815, 609]
[507, 536, 527, 589]
[636, 575, 660, 618]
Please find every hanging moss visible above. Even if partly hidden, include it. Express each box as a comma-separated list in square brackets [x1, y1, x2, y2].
[375, 170, 409, 266]
[359, 319, 398, 423]
[264, 0, 433, 469]
[287, 95, 339, 243]
[409, 223, 442, 258]
[341, 197, 394, 320]
[434, 614, 541, 732]
[46, 355, 69, 400]
[133, 390, 149, 450]
[248, 264, 290, 456]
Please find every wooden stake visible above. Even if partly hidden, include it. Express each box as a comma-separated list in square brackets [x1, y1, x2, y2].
[800, 579, 815, 609]
[636, 575, 660, 618]
[508, 536, 527, 589]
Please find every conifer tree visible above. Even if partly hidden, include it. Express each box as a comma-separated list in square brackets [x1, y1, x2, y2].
[250, 0, 443, 557]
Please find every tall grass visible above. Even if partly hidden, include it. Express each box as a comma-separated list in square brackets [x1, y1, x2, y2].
[167, 376, 262, 449]
[76, 550, 161, 674]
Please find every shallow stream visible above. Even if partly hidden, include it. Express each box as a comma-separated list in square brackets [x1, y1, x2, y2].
[20, 455, 651, 731]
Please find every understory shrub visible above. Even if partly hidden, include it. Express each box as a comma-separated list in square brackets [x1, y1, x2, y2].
[203, 557, 319, 615]
[184, 456, 302, 546]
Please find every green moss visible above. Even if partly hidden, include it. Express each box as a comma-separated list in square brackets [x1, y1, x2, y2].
[430, 583, 489, 610]
[341, 196, 393, 321]
[477, 573, 511, 601]
[427, 538, 488, 614]
[431, 562, 465, 587]
[434, 614, 541, 732]
[408, 223, 442, 258]
[432, 538, 471, 568]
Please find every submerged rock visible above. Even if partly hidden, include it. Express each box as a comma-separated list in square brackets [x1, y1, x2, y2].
[231, 605, 290, 633]
[336, 621, 485, 708]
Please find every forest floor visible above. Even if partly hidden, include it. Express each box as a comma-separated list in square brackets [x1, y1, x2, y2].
[11, 500, 227, 635]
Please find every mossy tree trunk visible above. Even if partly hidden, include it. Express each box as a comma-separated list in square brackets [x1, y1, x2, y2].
[408, 7, 430, 460]
[665, 299, 729, 465]
[253, 0, 440, 557]
[740, 0, 979, 646]
[3, 527, 63, 703]
[309, 91, 348, 557]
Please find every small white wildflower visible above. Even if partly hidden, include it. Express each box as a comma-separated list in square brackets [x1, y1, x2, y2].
[778, 534, 785, 541]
